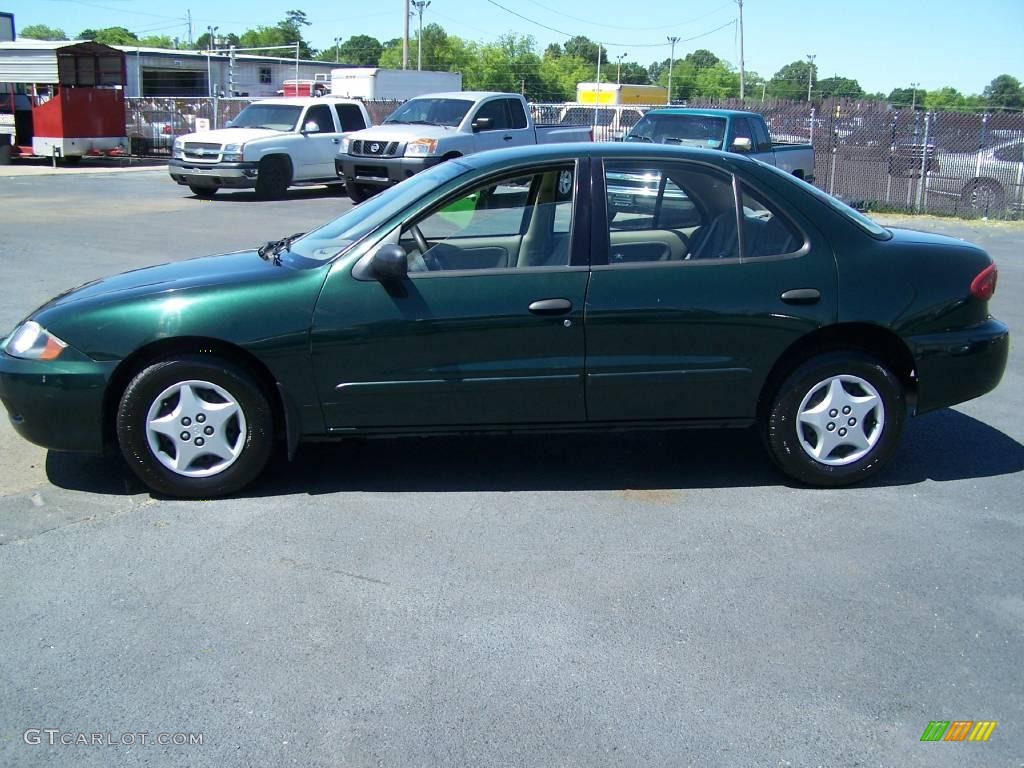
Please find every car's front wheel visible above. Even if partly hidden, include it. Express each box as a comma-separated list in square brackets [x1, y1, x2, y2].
[764, 352, 905, 487]
[116, 355, 274, 497]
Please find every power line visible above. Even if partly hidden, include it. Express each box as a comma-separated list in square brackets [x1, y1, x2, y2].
[518, 0, 735, 32]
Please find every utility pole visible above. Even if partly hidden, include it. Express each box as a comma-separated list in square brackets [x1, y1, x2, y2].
[910, 81, 920, 110]
[806, 54, 816, 101]
[334, 36, 342, 63]
[187, 10, 193, 47]
[412, 0, 430, 71]
[615, 52, 628, 85]
[737, 0, 745, 99]
[666, 36, 679, 105]
[402, 0, 410, 70]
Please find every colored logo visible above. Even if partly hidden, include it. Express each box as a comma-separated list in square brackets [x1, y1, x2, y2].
[920, 721, 997, 742]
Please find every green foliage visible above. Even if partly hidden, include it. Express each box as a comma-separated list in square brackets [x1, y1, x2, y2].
[983, 74, 1023, 109]
[767, 60, 817, 100]
[137, 35, 174, 49]
[617, 63, 650, 85]
[816, 76, 864, 99]
[19, 24, 67, 40]
[561, 36, 608, 65]
[79, 26, 139, 45]
[320, 34, 383, 65]
[684, 49, 719, 69]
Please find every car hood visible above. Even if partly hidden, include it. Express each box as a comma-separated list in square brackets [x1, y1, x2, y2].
[347, 123, 456, 143]
[34, 251, 291, 315]
[181, 128, 289, 145]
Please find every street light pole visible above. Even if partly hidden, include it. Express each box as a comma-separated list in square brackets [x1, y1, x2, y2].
[737, 0, 745, 99]
[615, 53, 628, 85]
[806, 53, 816, 101]
[910, 81, 920, 110]
[412, 0, 430, 71]
[206, 25, 218, 97]
[666, 36, 679, 105]
[334, 36, 342, 64]
[402, 0, 410, 70]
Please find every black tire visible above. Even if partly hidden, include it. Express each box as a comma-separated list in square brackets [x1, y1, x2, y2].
[116, 355, 274, 498]
[960, 179, 1005, 216]
[189, 185, 218, 198]
[62, 155, 82, 166]
[346, 183, 371, 204]
[764, 351, 905, 487]
[0, 141, 12, 166]
[255, 156, 291, 199]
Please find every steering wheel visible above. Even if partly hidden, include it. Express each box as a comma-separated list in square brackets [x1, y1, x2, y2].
[410, 224, 429, 256]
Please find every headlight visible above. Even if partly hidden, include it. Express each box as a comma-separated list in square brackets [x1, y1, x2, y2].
[4, 321, 68, 360]
[172, 138, 184, 159]
[222, 143, 244, 162]
[405, 139, 438, 157]
[339, 137, 351, 154]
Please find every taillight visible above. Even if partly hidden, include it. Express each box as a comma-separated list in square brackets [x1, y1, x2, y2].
[162, 125, 173, 134]
[970, 263, 998, 301]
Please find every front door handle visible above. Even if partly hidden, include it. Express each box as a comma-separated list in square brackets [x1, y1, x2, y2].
[528, 298, 572, 315]
[332, 138, 341, 144]
[780, 288, 821, 304]
[502, 134, 514, 141]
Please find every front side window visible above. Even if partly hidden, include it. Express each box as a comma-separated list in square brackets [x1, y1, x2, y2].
[398, 165, 576, 272]
[474, 100, 510, 131]
[604, 161, 738, 263]
[303, 104, 333, 133]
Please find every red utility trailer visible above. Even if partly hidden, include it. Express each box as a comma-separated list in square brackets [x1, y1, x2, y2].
[0, 40, 127, 162]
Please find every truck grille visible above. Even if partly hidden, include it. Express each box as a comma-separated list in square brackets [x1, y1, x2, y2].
[350, 140, 400, 157]
[183, 142, 222, 162]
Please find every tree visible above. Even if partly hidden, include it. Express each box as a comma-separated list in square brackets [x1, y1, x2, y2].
[562, 36, 607, 65]
[137, 35, 175, 49]
[617, 62, 650, 85]
[324, 34, 382, 66]
[694, 61, 740, 98]
[815, 76, 864, 99]
[684, 49, 719, 70]
[887, 86, 920, 108]
[277, 9, 315, 58]
[923, 86, 966, 111]
[983, 74, 1023, 110]
[78, 27, 139, 45]
[766, 60, 817, 100]
[19, 24, 67, 40]
[543, 43, 562, 60]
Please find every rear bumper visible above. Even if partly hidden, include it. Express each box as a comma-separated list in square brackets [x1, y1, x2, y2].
[336, 154, 443, 188]
[0, 351, 112, 453]
[908, 318, 1009, 414]
[168, 159, 259, 189]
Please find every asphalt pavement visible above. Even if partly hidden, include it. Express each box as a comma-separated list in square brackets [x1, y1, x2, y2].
[0, 169, 1021, 766]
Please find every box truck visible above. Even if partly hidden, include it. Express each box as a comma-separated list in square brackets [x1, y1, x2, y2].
[330, 68, 462, 100]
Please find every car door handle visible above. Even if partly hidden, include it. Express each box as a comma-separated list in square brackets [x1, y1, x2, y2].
[332, 138, 341, 144]
[528, 298, 572, 315]
[780, 288, 821, 304]
[502, 134, 514, 141]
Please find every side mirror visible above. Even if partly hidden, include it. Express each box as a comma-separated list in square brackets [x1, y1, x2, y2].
[302, 121, 320, 134]
[369, 243, 408, 282]
[731, 136, 753, 153]
[471, 117, 493, 133]
[225, 120, 234, 128]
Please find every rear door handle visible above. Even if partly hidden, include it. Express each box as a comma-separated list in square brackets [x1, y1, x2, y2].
[780, 288, 821, 304]
[528, 298, 572, 315]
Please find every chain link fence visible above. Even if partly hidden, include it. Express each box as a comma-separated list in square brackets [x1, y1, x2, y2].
[128, 96, 1024, 220]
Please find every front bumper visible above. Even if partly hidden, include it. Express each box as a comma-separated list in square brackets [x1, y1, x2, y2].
[909, 318, 1009, 414]
[0, 350, 113, 453]
[336, 154, 444, 188]
[168, 159, 260, 189]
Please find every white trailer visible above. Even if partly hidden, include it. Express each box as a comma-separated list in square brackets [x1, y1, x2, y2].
[330, 68, 461, 100]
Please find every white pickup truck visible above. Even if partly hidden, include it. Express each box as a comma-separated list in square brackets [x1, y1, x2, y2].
[168, 97, 371, 199]
[335, 91, 593, 202]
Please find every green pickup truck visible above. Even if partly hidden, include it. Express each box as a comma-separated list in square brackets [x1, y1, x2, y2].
[625, 108, 815, 181]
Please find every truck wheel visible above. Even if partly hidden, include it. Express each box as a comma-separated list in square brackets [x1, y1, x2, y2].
[347, 183, 371, 204]
[189, 185, 218, 198]
[256, 157, 291, 200]
[0, 141, 10, 166]
[62, 156, 82, 166]
[960, 179, 1005, 216]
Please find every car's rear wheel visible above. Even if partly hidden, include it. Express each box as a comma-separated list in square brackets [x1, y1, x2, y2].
[189, 185, 218, 198]
[960, 179, 1005, 216]
[764, 352, 905, 487]
[256, 156, 291, 200]
[116, 355, 273, 497]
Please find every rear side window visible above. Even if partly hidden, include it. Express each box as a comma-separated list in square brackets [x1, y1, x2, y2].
[739, 183, 804, 258]
[752, 119, 772, 152]
[506, 98, 528, 129]
[334, 103, 366, 132]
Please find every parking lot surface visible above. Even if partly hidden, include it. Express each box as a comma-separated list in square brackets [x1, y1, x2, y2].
[0, 170, 1021, 766]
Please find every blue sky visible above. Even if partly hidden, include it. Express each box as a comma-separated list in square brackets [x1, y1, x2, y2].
[8, 0, 1024, 94]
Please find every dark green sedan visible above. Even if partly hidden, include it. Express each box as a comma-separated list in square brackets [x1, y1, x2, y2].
[0, 144, 1009, 497]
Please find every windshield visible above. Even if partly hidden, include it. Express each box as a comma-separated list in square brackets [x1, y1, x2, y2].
[230, 104, 302, 131]
[758, 161, 891, 239]
[626, 114, 728, 149]
[384, 98, 473, 127]
[286, 161, 472, 262]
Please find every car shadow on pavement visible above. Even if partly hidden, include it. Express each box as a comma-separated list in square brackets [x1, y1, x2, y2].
[44, 408, 1024, 498]
[191, 186, 347, 203]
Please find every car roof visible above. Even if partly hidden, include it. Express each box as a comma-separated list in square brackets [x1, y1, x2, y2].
[642, 108, 761, 120]
[460, 142, 755, 172]
[409, 91, 518, 100]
